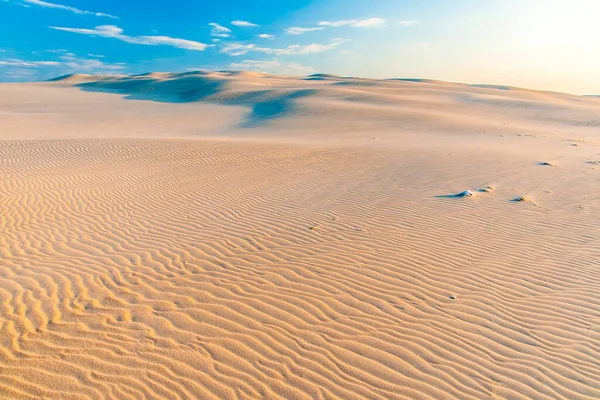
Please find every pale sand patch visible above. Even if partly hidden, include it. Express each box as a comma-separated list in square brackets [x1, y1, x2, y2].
[0, 72, 599, 399]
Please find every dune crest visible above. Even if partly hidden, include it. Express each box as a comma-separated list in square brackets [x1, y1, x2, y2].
[46, 71, 600, 138]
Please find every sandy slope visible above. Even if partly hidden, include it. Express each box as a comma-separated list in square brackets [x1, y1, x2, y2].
[0, 72, 599, 399]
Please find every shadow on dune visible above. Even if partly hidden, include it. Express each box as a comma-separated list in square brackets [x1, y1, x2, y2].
[70, 73, 315, 128]
[237, 89, 315, 128]
[435, 193, 473, 199]
[77, 74, 224, 103]
[386, 78, 428, 83]
[303, 73, 345, 81]
[471, 84, 511, 91]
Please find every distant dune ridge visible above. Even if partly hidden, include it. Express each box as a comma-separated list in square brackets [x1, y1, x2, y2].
[0, 71, 599, 399]
[39, 70, 600, 137]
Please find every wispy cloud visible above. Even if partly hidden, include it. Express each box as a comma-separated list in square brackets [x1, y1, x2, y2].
[231, 20, 258, 27]
[50, 25, 122, 36]
[209, 23, 231, 32]
[10, 1, 31, 7]
[258, 34, 274, 39]
[285, 27, 325, 35]
[2, 69, 38, 80]
[20, 0, 117, 18]
[230, 59, 315, 76]
[352, 18, 385, 27]
[58, 54, 125, 73]
[399, 20, 418, 26]
[209, 22, 231, 38]
[0, 49, 127, 81]
[50, 25, 210, 51]
[0, 59, 60, 67]
[222, 38, 345, 56]
[319, 18, 385, 28]
[0, 53, 125, 81]
[287, 18, 385, 35]
[318, 20, 356, 27]
[136, 36, 209, 50]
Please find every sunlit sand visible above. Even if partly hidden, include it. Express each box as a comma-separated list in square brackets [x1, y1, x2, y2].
[1, 71, 599, 399]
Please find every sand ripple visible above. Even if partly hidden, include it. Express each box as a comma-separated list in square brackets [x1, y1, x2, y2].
[0, 139, 599, 399]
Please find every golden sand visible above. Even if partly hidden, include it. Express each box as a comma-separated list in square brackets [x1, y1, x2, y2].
[0, 72, 599, 399]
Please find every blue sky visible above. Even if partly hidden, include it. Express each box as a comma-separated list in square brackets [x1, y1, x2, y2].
[1, 0, 599, 94]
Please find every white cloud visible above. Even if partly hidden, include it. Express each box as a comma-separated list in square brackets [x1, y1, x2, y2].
[221, 44, 252, 56]
[209, 22, 231, 38]
[318, 20, 356, 27]
[222, 38, 345, 56]
[258, 34, 274, 39]
[209, 23, 231, 32]
[319, 18, 385, 28]
[285, 27, 325, 35]
[20, 0, 117, 18]
[87, 53, 105, 58]
[133, 36, 209, 50]
[230, 59, 315, 76]
[50, 25, 209, 51]
[352, 18, 385, 27]
[0, 59, 60, 67]
[0, 55, 123, 72]
[3, 69, 37, 80]
[399, 20, 418, 26]
[231, 20, 258, 27]
[0, 54, 125, 81]
[58, 54, 125, 73]
[51, 25, 123, 36]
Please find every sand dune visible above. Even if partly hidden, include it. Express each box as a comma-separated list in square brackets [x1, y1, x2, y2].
[5, 71, 600, 142]
[0, 72, 599, 399]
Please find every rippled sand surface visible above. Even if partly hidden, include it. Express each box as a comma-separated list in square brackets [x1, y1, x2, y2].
[1, 72, 599, 399]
